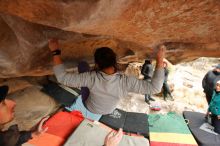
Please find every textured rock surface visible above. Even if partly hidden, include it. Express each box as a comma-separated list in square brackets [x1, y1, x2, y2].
[0, 0, 219, 78]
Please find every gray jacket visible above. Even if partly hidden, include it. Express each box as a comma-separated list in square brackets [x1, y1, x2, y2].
[54, 64, 164, 114]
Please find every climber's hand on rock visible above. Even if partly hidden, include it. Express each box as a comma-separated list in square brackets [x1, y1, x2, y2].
[48, 38, 59, 51]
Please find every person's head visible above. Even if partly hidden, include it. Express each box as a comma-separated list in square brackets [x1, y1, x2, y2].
[0, 86, 16, 124]
[216, 80, 220, 92]
[94, 47, 117, 71]
[145, 59, 151, 64]
[163, 61, 168, 68]
[214, 64, 220, 72]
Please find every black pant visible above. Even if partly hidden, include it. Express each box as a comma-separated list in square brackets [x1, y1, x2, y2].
[212, 116, 220, 134]
[162, 82, 171, 98]
[145, 94, 151, 100]
[205, 93, 212, 105]
[144, 78, 151, 100]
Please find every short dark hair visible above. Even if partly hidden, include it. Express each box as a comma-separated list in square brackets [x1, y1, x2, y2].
[145, 59, 151, 64]
[94, 47, 117, 70]
[0, 85, 9, 103]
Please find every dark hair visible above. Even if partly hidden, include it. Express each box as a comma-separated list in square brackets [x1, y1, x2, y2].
[145, 59, 151, 64]
[0, 85, 9, 103]
[94, 47, 117, 70]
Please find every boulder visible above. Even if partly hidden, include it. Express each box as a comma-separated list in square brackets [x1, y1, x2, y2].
[0, 0, 219, 78]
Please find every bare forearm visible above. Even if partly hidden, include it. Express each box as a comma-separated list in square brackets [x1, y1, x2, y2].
[53, 55, 63, 65]
[155, 44, 165, 69]
[156, 58, 163, 68]
[48, 39, 63, 66]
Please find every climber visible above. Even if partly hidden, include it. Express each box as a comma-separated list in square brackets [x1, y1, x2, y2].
[0, 85, 49, 146]
[202, 64, 220, 104]
[48, 39, 165, 117]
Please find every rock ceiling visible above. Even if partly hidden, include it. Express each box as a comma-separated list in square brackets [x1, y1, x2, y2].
[0, 0, 219, 78]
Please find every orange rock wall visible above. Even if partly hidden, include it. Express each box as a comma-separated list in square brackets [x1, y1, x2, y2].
[0, 0, 219, 77]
